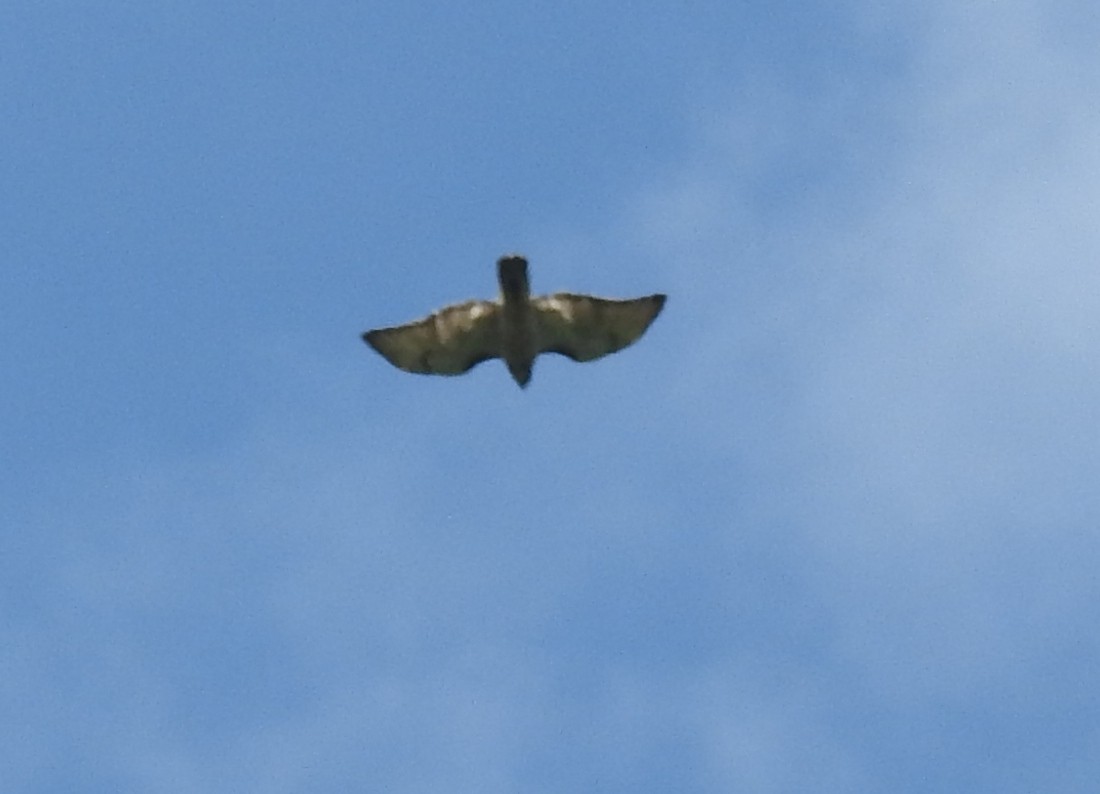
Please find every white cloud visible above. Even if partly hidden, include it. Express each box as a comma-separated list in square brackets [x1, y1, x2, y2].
[621, 0, 1100, 784]
[9, 3, 1100, 792]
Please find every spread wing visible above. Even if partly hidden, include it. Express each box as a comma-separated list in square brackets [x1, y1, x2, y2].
[362, 300, 501, 376]
[532, 293, 666, 362]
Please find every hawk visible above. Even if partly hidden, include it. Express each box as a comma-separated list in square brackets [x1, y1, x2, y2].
[362, 255, 666, 388]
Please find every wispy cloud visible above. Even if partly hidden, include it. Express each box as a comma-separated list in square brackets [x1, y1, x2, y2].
[6, 2, 1100, 791]
[625, 1, 1100, 787]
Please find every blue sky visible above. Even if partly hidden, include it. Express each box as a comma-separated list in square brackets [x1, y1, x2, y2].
[4, 1, 1100, 791]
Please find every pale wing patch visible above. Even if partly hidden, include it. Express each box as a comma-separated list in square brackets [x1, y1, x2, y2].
[363, 300, 501, 375]
[532, 293, 666, 362]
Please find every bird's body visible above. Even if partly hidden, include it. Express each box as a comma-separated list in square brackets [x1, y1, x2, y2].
[363, 255, 665, 388]
[496, 255, 538, 386]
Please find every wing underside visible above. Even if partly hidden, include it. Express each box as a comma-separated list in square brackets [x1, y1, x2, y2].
[363, 300, 501, 376]
[533, 293, 666, 362]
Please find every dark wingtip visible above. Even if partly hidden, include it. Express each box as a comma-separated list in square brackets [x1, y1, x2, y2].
[362, 330, 380, 351]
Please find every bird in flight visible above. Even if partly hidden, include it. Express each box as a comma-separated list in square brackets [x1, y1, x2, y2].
[362, 255, 666, 388]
